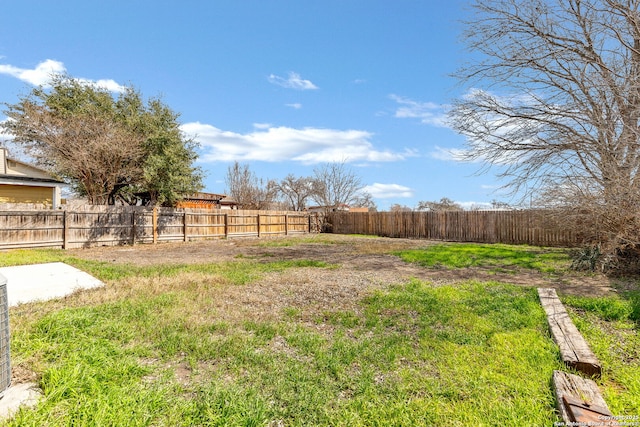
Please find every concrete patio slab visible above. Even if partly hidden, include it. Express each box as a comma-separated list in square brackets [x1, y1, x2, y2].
[0, 262, 104, 306]
[0, 382, 41, 421]
[0, 262, 103, 420]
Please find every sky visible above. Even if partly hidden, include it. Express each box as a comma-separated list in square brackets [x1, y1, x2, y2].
[0, 0, 509, 210]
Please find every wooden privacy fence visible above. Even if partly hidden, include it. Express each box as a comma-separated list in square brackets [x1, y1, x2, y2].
[0, 207, 314, 250]
[327, 210, 580, 247]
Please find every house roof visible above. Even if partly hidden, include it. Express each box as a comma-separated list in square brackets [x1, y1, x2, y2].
[220, 198, 238, 205]
[0, 148, 64, 184]
[183, 192, 227, 202]
[0, 174, 65, 185]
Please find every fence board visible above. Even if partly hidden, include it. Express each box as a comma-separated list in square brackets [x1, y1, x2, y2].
[328, 210, 578, 247]
[0, 207, 314, 250]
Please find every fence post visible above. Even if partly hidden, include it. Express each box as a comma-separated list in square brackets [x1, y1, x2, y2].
[183, 212, 188, 242]
[153, 207, 158, 244]
[257, 213, 261, 237]
[224, 213, 228, 238]
[285, 214, 288, 235]
[131, 211, 136, 245]
[62, 210, 69, 249]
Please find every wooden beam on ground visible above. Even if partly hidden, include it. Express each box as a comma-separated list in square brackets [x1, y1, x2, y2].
[538, 288, 602, 378]
[552, 370, 617, 426]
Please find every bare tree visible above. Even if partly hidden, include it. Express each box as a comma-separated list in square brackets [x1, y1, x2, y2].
[273, 174, 315, 211]
[389, 204, 413, 212]
[311, 161, 368, 210]
[450, 0, 640, 268]
[224, 162, 277, 210]
[416, 197, 463, 212]
[352, 191, 378, 211]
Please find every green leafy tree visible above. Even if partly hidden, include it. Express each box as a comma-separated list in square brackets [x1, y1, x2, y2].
[123, 96, 203, 206]
[2, 75, 202, 205]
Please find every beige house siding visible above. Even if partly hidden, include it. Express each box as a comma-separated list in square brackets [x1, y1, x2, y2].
[0, 148, 64, 209]
[0, 184, 55, 206]
[4, 159, 54, 180]
[0, 149, 5, 174]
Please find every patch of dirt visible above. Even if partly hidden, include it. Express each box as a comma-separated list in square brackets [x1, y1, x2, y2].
[67, 234, 628, 298]
[11, 363, 39, 384]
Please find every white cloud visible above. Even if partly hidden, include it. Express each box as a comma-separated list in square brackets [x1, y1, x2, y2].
[268, 72, 318, 90]
[252, 123, 272, 129]
[83, 78, 127, 93]
[362, 183, 414, 199]
[390, 94, 449, 127]
[0, 59, 126, 92]
[286, 103, 302, 109]
[0, 59, 65, 86]
[181, 122, 413, 164]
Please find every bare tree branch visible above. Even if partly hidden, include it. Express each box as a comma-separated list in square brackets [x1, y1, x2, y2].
[224, 162, 277, 210]
[273, 174, 315, 211]
[311, 162, 366, 210]
[451, 0, 640, 267]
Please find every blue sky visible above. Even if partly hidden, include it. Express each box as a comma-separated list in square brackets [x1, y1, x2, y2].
[0, 0, 508, 210]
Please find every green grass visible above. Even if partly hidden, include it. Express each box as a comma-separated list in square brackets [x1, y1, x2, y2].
[8, 278, 564, 425]
[394, 243, 570, 274]
[562, 292, 640, 415]
[0, 249, 329, 283]
[561, 293, 639, 322]
[0, 248, 70, 267]
[3, 242, 639, 425]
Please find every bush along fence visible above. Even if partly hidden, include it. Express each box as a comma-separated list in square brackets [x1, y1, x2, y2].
[327, 210, 580, 247]
[0, 206, 318, 250]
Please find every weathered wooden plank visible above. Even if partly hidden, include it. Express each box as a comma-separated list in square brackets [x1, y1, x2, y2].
[538, 288, 602, 377]
[552, 370, 616, 425]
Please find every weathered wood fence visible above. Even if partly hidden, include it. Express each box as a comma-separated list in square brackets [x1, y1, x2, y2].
[0, 208, 583, 250]
[0, 207, 315, 249]
[327, 210, 580, 247]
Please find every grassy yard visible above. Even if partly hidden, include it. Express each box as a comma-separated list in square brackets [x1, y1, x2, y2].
[1, 238, 639, 426]
[393, 242, 571, 274]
